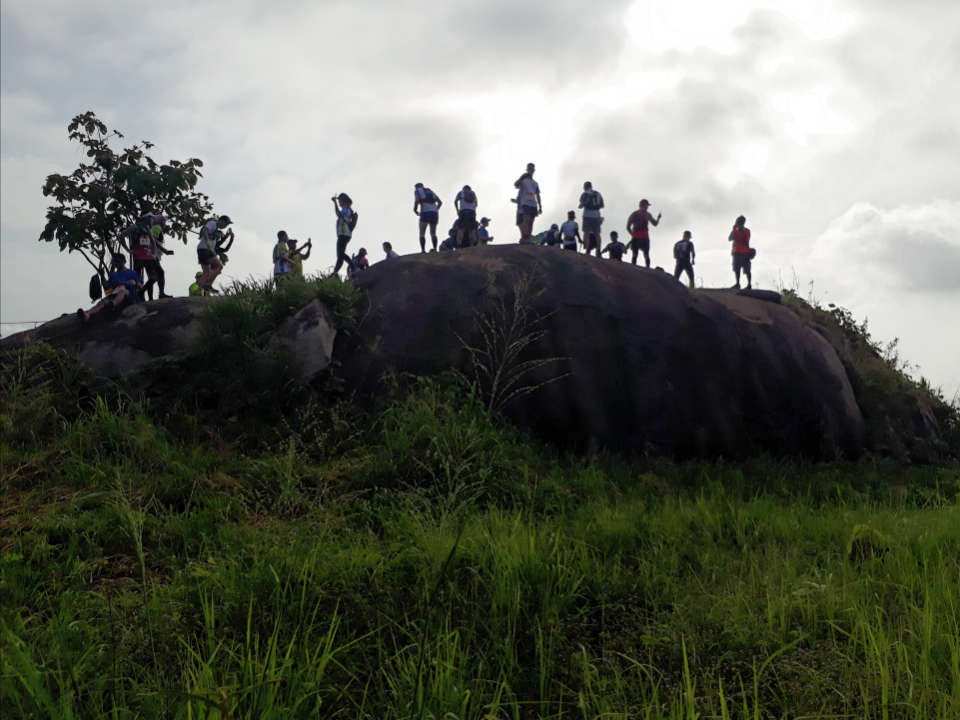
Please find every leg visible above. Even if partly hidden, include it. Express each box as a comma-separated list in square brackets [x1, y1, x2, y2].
[685, 264, 695, 289]
[673, 263, 682, 282]
[333, 236, 350, 275]
[630, 242, 639, 265]
[418, 221, 427, 253]
[429, 223, 438, 251]
[732, 256, 741, 288]
[744, 258, 752, 289]
[156, 263, 169, 297]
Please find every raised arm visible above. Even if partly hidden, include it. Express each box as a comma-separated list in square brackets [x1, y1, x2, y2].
[649, 211, 661, 227]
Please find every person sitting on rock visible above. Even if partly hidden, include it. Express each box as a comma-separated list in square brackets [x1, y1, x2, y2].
[383, 241, 399, 260]
[560, 211, 580, 251]
[729, 215, 752, 289]
[188, 272, 206, 296]
[77, 254, 143, 322]
[347, 247, 369, 280]
[601, 231, 626, 261]
[673, 231, 696, 289]
[477, 217, 493, 245]
[544, 223, 562, 247]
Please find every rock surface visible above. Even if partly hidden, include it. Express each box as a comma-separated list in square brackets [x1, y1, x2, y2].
[1, 297, 210, 377]
[270, 299, 337, 382]
[340, 246, 865, 458]
[3, 247, 868, 458]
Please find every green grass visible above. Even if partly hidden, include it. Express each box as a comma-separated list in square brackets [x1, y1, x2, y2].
[2, 353, 959, 719]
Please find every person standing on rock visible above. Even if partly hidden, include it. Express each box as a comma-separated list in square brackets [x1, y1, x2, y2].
[560, 210, 580, 251]
[332, 193, 357, 277]
[601, 231, 626, 261]
[197, 215, 232, 294]
[288, 237, 312, 278]
[729, 215, 753, 289]
[673, 231, 696, 289]
[274, 231, 294, 282]
[579, 181, 605, 258]
[147, 217, 174, 299]
[414, 182, 443, 253]
[626, 200, 660, 267]
[454, 185, 479, 247]
[514, 162, 542, 244]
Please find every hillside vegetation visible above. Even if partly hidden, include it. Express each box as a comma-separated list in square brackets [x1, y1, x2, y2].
[2, 276, 958, 719]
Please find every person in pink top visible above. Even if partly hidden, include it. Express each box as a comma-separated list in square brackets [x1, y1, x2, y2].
[729, 215, 752, 289]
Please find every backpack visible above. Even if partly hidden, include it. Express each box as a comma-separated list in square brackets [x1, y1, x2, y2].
[348, 210, 359, 231]
[272, 242, 284, 264]
[89, 274, 103, 301]
[461, 189, 477, 204]
[421, 187, 436, 204]
[584, 191, 603, 211]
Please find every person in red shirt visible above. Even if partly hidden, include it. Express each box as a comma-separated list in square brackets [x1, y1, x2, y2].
[729, 215, 752, 289]
[626, 199, 661, 267]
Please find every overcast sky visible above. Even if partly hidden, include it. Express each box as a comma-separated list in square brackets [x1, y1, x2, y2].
[2, 0, 958, 397]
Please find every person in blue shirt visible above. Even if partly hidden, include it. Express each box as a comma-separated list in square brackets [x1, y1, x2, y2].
[78, 254, 143, 322]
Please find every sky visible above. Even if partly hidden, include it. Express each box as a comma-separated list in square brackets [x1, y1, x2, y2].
[2, 0, 959, 397]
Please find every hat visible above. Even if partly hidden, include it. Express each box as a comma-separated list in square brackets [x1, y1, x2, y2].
[218, 214, 233, 224]
[639, 199, 651, 206]
[551, 223, 559, 230]
[414, 182, 423, 188]
[480, 217, 490, 224]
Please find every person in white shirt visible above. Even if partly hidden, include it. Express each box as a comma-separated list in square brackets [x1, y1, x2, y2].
[196, 215, 232, 293]
[560, 211, 580, 251]
[513, 162, 541, 244]
[578, 181, 605, 258]
[413, 182, 443, 252]
[454, 185, 479, 247]
[382, 241, 399, 260]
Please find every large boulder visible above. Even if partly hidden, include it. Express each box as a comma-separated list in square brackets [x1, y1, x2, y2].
[0, 297, 211, 377]
[339, 246, 865, 458]
[270, 299, 337, 382]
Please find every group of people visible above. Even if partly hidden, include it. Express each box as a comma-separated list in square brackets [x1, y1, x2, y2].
[77, 163, 757, 322]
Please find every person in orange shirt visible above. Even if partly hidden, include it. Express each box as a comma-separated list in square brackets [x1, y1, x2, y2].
[729, 215, 752, 289]
[626, 199, 660, 267]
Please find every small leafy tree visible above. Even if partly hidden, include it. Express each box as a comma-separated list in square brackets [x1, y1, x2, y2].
[39, 111, 214, 273]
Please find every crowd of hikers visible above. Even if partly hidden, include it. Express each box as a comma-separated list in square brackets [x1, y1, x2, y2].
[77, 162, 756, 321]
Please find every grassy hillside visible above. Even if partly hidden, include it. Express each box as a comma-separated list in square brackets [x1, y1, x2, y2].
[2, 278, 959, 719]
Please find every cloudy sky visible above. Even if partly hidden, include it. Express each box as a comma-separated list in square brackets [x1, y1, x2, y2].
[2, 0, 958, 396]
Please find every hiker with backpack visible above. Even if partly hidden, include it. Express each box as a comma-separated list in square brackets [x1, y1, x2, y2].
[560, 210, 580, 251]
[729, 215, 753, 289]
[414, 182, 443, 252]
[147, 216, 174, 299]
[626, 199, 660, 267]
[579, 181, 605, 257]
[332, 193, 358, 277]
[347, 247, 369, 280]
[77, 253, 143, 322]
[454, 185, 479, 248]
[129, 217, 162, 300]
[514, 162, 542, 244]
[197, 215, 232, 293]
[673, 231, 696, 289]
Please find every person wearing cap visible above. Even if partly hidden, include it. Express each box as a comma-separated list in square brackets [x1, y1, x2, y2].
[77, 253, 143, 322]
[579, 181, 605, 257]
[729, 215, 752, 289]
[543, 223, 562, 248]
[454, 185, 479, 247]
[332, 193, 357, 276]
[477, 217, 494, 245]
[413, 183, 443, 252]
[601, 231, 626, 261]
[673, 231, 696, 289]
[560, 211, 580, 251]
[197, 214, 232, 293]
[626, 200, 660, 267]
[514, 162, 542, 244]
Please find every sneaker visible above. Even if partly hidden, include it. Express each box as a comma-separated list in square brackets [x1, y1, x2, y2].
[159, 293, 173, 299]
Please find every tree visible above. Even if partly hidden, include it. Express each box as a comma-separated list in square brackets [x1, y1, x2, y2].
[39, 111, 215, 274]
